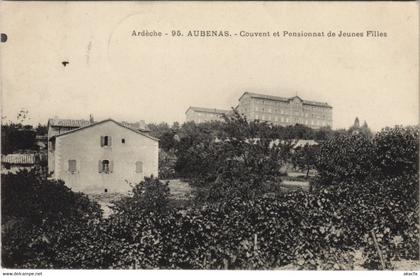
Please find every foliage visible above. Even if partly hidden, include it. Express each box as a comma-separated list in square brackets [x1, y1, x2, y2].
[313, 133, 375, 187]
[373, 126, 418, 178]
[1, 124, 37, 154]
[2, 125, 418, 270]
[158, 149, 177, 179]
[291, 145, 319, 178]
[184, 111, 291, 203]
[1, 170, 103, 268]
[147, 122, 178, 152]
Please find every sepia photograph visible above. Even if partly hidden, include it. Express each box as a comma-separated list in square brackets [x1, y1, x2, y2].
[0, 1, 419, 273]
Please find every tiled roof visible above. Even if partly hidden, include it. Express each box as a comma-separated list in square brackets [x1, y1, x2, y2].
[186, 106, 231, 114]
[121, 120, 150, 132]
[240, 92, 290, 102]
[48, 118, 91, 128]
[292, 139, 319, 149]
[240, 92, 332, 108]
[302, 100, 331, 108]
[51, 119, 159, 141]
[2, 154, 35, 165]
[49, 118, 150, 132]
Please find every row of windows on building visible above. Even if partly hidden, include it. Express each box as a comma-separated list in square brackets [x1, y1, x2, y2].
[254, 115, 329, 126]
[196, 113, 222, 117]
[254, 110, 328, 119]
[252, 100, 325, 110]
[67, 159, 143, 174]
[254, 106, 327, 115]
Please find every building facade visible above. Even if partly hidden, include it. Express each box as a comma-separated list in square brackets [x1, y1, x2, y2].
[185, 107, 231, 123]
[48, 118, 158, 194]
[236, 92, 332, 128]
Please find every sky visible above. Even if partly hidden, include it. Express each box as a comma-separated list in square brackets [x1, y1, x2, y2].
[1, 2, 418, 131]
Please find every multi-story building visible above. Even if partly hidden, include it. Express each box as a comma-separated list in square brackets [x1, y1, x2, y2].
[185, 106, 231, 123]
[236, 92, 332, 128]
[47, 118, 158, 193]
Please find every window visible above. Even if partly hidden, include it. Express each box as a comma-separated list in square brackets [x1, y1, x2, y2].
[68, 160, 77, 173]
[135, 161, 143, 173]
[122, 138, 125, 144]
[104, 189, 108, 193]
[98, 160, 113, 173]
[100, 136, 112, 147]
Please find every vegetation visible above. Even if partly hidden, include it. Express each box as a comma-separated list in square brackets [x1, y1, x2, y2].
[1, 113, 418, 269]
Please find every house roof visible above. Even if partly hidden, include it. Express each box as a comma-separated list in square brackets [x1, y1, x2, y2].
[186, 106, 232, 115]
[2, 154, 36, 165]
[48, 118, 150, 132]
[121, 120, 150, 132]
[48, 118, 91, 128]
[50, 119, 159, 141]
[238, 92, 332, 108]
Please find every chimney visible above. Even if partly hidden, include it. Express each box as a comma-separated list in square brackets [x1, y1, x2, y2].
[89, 114, 94, 124]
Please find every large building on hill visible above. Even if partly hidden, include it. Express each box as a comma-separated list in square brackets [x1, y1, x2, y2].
[236, 92, 333, 129]
[47, 118, 158, 194]
[186, 92, 333, 128]
[185, 107, 231, 123]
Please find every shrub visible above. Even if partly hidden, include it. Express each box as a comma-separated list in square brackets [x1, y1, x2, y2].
[314, 133, 375, 187]
[1, 170, 104, 268]
[373, 126, 418, 178]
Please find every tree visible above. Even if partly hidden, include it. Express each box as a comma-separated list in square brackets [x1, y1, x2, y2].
[314, 133, 376, 187]
[190, 111, 291, 203]
[1, 123, 37, 154]
[291, 144, 319, 178]
[1, 170, 103, 268]
[373, 126, 418, 178]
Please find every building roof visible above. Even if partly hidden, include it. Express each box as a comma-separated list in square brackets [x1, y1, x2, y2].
[49, 118, 150, 132]
[239, 92, 332, 108]
[292, 139, 319, 149]
[2, 154, 36, 165]
[50, 119, 159, 141]
[121, 120, 150, 132]
[185, 106, 231, 115]
[48, 118, 91, 128]
[239, 92, 289, 103]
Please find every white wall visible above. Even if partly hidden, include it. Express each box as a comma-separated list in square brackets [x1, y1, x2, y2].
[54, 121, 158, 193]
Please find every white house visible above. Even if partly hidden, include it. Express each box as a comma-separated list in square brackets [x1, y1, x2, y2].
[48, 118, 159, 194]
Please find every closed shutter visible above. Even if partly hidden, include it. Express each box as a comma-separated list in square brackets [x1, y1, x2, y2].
[109, 161, 113, 173]
[108, 136, 112, 146]
[98, 160, 102, 173]
[136, 161, 143, 173]
[100, 136, 104, 147]
[68, 160, 76, 173]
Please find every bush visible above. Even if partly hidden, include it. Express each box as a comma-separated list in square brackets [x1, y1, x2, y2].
[2, 126, 418, 270]
[373, 126, 418, 178]
[1, 170, 103, 268]
[314, 133, 375, 187]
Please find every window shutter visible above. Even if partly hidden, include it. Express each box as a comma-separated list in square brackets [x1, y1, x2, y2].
[98, 160, 102, 173]
[136, 161, 143, 173]
[109, 161, 113, 173]
[68, 160, 76, 173]
[100, 136, 104, 147]
[109, 136, 112, 146]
